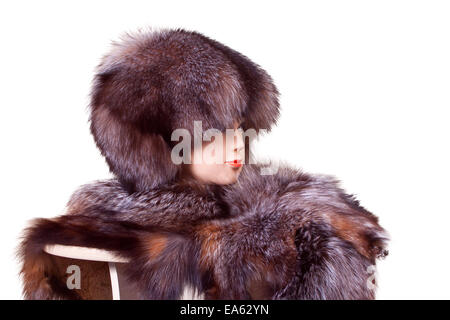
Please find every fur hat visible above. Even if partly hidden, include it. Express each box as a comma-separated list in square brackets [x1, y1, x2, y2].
[89, 27, 280, 192]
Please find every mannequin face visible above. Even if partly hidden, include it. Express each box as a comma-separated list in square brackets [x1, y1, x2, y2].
[188, 121, 245, 185]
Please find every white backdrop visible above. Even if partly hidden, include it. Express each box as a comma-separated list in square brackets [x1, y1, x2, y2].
[1, 0, 449, 299]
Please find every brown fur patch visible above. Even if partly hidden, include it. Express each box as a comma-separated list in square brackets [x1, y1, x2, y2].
[245, 255, 275, 299]
[20, 253, 55, 299]
[144, 233, 168, 260]
[196, 223, 221, 270]
[326, 213, 371, 259]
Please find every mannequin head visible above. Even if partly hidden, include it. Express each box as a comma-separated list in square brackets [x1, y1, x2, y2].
[182, 121, 245, 185]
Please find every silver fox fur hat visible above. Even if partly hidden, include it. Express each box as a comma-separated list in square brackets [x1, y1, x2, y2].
[89, 28, 280, 192]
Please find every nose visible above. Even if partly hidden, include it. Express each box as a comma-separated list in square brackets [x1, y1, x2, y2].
[234, 128, 245, 154]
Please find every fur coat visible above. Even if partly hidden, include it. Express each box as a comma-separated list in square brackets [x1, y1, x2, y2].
[18, 163, 388, 300]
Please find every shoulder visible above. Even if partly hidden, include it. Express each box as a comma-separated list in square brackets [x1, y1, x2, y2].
[64, 178, 225, 228]
[221, 162, 347, 217]
[222, 162, 389, 262]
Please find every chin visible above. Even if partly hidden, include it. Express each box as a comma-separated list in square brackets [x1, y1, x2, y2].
[225, 177, 239, 185]
[207, 165, 243, 185]
[222, 169, 242, 185]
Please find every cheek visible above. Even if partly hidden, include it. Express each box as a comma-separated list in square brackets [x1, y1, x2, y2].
[209, 165, 237, 184]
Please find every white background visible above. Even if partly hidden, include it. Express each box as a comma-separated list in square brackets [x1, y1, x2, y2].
[1, 0, 449, 299]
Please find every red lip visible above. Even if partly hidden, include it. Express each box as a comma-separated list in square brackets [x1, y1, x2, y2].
[225, 159, 243, 168]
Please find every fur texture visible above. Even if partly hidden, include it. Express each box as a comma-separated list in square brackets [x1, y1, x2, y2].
[18, 164, 388, 300]
[90, 28, 280, 192]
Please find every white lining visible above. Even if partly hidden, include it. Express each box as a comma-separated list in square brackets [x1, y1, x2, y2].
[44, 244, 129, 263]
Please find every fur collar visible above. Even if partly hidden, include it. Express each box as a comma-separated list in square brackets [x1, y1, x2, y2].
[18, 164, 388, 299]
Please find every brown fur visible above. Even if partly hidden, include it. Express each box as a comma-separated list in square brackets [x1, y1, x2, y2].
[18, 163, 388, 300]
